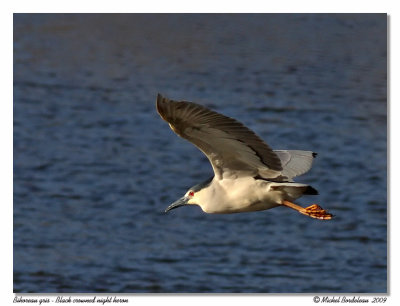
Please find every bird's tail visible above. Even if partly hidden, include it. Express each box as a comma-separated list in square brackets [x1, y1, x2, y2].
[270, 183, 318, 201]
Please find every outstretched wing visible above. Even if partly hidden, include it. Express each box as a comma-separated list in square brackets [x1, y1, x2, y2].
[156, 94, 283, 180]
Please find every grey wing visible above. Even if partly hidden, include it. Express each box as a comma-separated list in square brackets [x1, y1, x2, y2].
[273, 150, 317, 180]
[156, 94, 283, 179]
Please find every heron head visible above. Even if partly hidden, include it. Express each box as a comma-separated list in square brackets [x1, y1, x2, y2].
[164, 177, 213, 213]
[164, 189, 198, 212]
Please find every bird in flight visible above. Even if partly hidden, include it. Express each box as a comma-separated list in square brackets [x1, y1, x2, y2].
[156, 94, 332, 220]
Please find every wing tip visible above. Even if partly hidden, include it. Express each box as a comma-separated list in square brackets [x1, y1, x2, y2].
[156, 93, 165, 105]
[312, 152, 318, 158]
[156, 93, 169, 118]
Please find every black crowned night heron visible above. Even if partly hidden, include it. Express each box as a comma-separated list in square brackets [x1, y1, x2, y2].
[156, 94, 332, 220]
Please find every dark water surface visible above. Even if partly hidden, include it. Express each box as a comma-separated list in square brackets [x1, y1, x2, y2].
[14, 14, 387, 293]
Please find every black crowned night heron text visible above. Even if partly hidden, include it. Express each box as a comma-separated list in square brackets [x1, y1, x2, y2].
[156, 94, 332, 220]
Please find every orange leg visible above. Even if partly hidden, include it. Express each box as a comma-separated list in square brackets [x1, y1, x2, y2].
[282, 200, 333, 220]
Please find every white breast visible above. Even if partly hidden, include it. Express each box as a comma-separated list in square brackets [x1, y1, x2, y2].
[198, 177, 282, 214]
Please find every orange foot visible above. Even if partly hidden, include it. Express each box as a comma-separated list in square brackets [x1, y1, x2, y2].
[282, 201, 333, 220]
[300, 204, 333, 220]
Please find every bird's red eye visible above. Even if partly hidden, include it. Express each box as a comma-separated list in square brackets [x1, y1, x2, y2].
[189, 191, 194, 197]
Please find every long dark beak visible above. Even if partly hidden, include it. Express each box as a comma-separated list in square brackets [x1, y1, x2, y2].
[165, 196, 189, 213]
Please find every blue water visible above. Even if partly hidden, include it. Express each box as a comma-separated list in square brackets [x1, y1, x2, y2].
[13, 13, 387, 293]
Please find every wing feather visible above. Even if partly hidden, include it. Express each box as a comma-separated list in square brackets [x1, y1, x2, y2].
[274, 150, 316, 180]
[156, 94, 283, 179]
